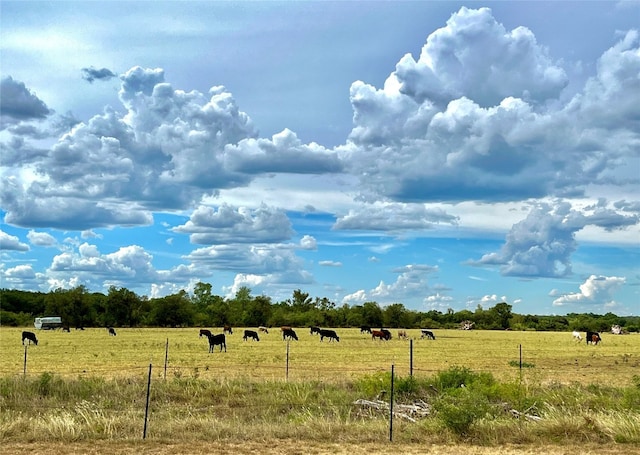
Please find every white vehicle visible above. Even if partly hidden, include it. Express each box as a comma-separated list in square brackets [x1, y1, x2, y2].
[34, 317, 63, 330]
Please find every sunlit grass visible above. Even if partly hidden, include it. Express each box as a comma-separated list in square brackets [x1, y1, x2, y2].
[1, 327, 638, 386]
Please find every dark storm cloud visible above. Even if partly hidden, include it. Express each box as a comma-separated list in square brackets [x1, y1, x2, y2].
[0, 76, 51, 127]
[81, 67, 117, 83]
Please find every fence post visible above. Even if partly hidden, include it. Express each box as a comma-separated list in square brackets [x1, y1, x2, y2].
[164, 338, 169, 381]
[143, 363, 152, 439]
[389, 364, 395, 442]
[519, 344, 523, 376]
[409, 339, 413, 377]
[285, 340, 290, 382]
[23, 345, 28, 377]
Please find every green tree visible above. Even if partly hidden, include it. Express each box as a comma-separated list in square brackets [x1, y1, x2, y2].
[362, 301, 383, 328]
[149, 291, 194, 327]
[105, 286, 142, 327]
[489, 302, 513, 330]
[44, 287, 91, 327]
[383, 303, 411, 328]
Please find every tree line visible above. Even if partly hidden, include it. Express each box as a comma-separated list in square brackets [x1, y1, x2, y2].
[1, 283, 638, 333]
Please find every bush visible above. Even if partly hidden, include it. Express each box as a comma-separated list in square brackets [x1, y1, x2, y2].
[433, 388, 491, 436]
[433, 366, 495, 391]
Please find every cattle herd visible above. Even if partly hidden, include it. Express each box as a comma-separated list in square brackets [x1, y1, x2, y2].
[19, 327, 610, 352]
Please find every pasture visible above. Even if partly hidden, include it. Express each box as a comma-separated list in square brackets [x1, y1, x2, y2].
[1, 327, 638, 386]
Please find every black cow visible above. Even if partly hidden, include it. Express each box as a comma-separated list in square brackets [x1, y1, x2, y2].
[421, 329, 436, 340]
[75, 326, 85, 330]
[319, 329, 339, 342]
[223, 325, 233, 335]
[207, 333, 226, 352]
[108, 327, 117, 336]
[259, 326, 269, 334]
[282, 328, 298, 341]
[62, 326, 71, 332]
[243, 330, 260, 341]
[199, 329, 212, 338]
[310, 326, 321, 335]
[22, 331, 38, 345]
[360, 326, 372, 334]
[586, 331, 601, 345]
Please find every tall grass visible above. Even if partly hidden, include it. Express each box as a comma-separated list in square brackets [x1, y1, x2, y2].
[1, 368, 638, 446]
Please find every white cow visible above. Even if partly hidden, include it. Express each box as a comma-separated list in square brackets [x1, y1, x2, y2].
[572, 331, 582, 341]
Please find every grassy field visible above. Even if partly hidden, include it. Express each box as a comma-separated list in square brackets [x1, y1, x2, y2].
[1, 327, 639, 454]
[1, 327, 638, 385]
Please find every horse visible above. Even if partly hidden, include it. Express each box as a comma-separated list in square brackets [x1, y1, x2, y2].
[22, 331, 38, 345]
[207, 333, 226, 352]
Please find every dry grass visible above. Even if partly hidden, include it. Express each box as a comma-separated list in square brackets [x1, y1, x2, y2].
[1, 440, 637, 455]
[2, 327, 638, 385]
[1, 327, 639, 452]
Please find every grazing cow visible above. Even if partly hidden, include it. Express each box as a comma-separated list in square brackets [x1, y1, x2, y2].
[372, 329, 391, 341]
[62, 326, 71, 333]
[243, 330, 260, 341]
[75, 326, 85, 331]
[572, 331, 582, 341]
[207, 333, 227, 352]
[310, 326, 321, 335]
[199, 329, 212, 338]
[22, 331, 38, 346]
[282, 328, 298, 341]
[360, 326, 372, 334]
[108, 327, 117, 336]
[398, 330, 408, 340]
[319, 329, 340, 342]
[223, 325, 233, 335]
[421, 329, 436, 340]
[586, 331, 601, 345]
[259, 326, 269, 334]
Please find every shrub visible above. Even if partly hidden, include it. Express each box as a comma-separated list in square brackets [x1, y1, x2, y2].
[433, 388, 491, 436]
[433, 366, 495, 391]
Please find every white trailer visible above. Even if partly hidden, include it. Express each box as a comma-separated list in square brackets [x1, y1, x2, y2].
[34, 317, 63, 330]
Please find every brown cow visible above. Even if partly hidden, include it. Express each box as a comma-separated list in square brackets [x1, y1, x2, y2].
[372, 330, 391, 341]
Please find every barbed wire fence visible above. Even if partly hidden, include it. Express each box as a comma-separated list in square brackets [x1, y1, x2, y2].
[7, 336, 639, 442]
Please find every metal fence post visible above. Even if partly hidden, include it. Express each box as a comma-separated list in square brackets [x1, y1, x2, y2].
[389, 364, 395, 442]
[143, 363, 152, 439]
[409, 339, 413, 377]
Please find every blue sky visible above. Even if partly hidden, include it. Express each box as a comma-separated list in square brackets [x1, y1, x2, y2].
[1, 1, 639, 315]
